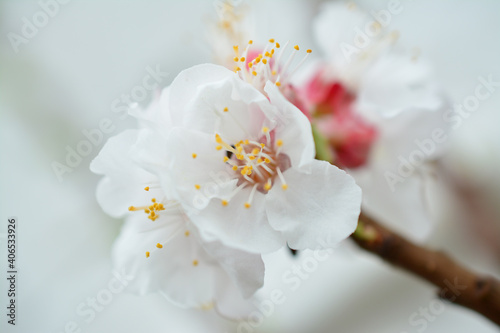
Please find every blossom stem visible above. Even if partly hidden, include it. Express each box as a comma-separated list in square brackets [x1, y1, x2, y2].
[351, 211, 500, 326]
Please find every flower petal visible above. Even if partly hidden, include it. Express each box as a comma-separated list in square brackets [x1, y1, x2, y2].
[357, 54, 444, 118]
[168, 64, 238, 126]
[188, 189, 285, 254]
[265, 82, 316, 169]
[266, 160, 361, 250]
[112, 211, 263, 310]
[90, 130, 160, 217]
[182, 75, 271, 142]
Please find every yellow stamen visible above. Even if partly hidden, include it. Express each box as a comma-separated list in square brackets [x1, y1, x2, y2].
[222, 200, 228, 206]
[277, 139, 283, 147]
[294, 45, 299, 51]
[156, 243, 163, 249]
[145, 252, 150, 258]
[185, 231, 190, 237]
[192, 153, 197, 159]
[195, 184, 201, 190]
[192, 260, 199, 266]
[244, 202, 251, 209]
[144, 187, 150, 191]
[276, 81, 281, 87]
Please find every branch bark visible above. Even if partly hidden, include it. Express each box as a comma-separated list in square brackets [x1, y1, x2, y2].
[351, 211, 500, 326]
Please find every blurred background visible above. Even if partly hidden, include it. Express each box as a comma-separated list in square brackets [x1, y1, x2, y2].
[0, 0, 499, 332]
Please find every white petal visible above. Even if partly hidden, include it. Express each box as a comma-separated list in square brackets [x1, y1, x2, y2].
[112, 211, 263, 309]
[129, 86, 172, 133]
[351, 165, 433, 241]
[265, 82, 316, 169]
[182, 75, 272, 142]
[202, 239, 265, 298]
[357, 54, 444, 118]
[313, 2, 380, 66]
[168, 64, 237, 126]
[266, 160, 361, 250]
[188, 189, 285, 254]
[90, 130, 160, 217]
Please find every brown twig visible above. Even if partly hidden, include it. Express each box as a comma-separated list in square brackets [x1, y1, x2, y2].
[351, 211, 500, 326]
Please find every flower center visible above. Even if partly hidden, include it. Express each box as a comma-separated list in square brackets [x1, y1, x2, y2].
[213, 127, 290, 208]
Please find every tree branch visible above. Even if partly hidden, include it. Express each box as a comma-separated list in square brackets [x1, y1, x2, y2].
[351, 211, 500, 326]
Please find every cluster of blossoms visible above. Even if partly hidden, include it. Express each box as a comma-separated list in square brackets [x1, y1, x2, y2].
[91, 59, 361, 314]
[91, 0, 446, 315]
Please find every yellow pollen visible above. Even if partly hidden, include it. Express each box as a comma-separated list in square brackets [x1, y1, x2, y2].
[233, 56, 239, 61]
[215, 133, 223, 143]
[276, 81, 281, 87]
[128, 206, 135, 211]
[222, 200, 228, 206]
[272, 70, 277, 75]
[145, 252, 150, 258]
[195, 184, 201, 190]
[276, 42, 280, 48]
[257, 158, 263, 163]
[232, 165, 238, 170]
[282, 184, 288, 190]
[260, 143, 265, 148]
[269, 38, 275, 43]
[244, 202, 251, 209]
[216, 145, 222, 150]
[277, 139, 283, 147]
[264, 52, 270, 57]
[265, 158, 271, 163]
[262, 127, 269, 133]
[240, 57, 245, 62]
[145, 209, 150, 214]
[271, 49, 275, 55]
[262, 59, 268, 64]
[223, 107, 228, 112]
[264, 182, 272, 191]
[248, 62, 253, 68]
[307, 49, 312, 53]
[252, 71, 257, 76]
[234, 67, 241, 72]
[223, 156, 229, 162]
[252, 148, 260, 155]
[144, 187, 150, 191]
[248, 40, 253, 44]
[185, 231, 190, 237]
[151, 198, 156, 203]
[156, 243, 163, 249]
[192, 260, 199, 266]
[233, 45, 239, 53]
[248, 156, 256, 160]
[294, 45, 299, 51]
[192, 153, 197, 159]
[244, 140, 249, 144]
